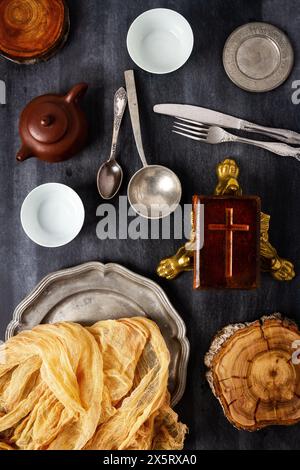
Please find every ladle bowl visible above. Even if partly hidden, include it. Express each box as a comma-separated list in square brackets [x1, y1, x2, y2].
[128, 164, 182, 219]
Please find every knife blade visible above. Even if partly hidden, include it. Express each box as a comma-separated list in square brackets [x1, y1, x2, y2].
[153, 104, 300, 145]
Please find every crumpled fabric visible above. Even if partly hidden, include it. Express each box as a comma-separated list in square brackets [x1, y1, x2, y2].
[0, 318, 187, 450]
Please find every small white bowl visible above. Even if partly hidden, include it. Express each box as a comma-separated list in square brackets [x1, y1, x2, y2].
[127, 8, 194, 74]
[21, 183, 85, 248]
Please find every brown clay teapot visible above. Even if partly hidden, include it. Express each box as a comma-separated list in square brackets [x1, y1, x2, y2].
[17, 83, 88, 163]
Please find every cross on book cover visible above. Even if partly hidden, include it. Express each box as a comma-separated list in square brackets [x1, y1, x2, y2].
[193, 196, 261, 289]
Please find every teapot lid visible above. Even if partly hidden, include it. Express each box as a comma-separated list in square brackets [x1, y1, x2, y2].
[25, 101, 69, 144]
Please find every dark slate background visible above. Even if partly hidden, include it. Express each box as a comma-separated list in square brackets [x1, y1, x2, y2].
[0, 0, 300, 450]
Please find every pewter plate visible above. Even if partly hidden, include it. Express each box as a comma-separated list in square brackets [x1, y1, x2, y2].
[223, 22, 294, 92]
[5, 262, 189, 406]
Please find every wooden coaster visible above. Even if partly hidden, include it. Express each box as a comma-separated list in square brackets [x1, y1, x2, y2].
[205, 314, 300, 430]
[0, 0, 70, 64]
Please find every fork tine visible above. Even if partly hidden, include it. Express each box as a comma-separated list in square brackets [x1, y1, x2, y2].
[173, 121, 209, 135]
[172, 130, 207, 142]
[175, 117, 210, 128]
[173, 121, 203, 131]
[173, 125, 208, 137]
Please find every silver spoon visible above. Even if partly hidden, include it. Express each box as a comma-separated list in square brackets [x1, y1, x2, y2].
[97, 87, 127, 199]
[125, 70, 182, 219]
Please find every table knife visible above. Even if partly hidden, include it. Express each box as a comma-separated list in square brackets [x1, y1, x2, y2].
[153, 104, 300, 145]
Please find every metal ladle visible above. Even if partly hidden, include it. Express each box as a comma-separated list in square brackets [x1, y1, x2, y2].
[97, 87, 127, 199]
[125, 70, 182, 219]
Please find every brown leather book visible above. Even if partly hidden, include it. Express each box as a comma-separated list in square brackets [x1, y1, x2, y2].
[193, 195, 261, 289]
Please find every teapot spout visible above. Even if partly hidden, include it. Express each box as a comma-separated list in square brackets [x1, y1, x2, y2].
[16, 145, 32, 162]
[65, 83, 88, 104]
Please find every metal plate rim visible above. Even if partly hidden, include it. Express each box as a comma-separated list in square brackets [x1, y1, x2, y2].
[5, 261, 190, 406]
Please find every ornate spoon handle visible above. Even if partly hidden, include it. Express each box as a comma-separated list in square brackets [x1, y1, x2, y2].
[109, 87, 127, 161]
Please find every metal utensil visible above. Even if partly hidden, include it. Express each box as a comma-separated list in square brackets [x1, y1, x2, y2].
[173, 119, 300, 161]
[125, 70, 182, 219]
[154, 103, 300, 144]
[97, 87, 127, 199]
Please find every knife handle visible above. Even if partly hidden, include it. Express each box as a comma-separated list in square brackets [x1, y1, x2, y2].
[233, 135, 300, 160]
[242, 121, 300, 145]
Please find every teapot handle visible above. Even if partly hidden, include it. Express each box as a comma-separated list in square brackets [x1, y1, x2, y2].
[65, 83, 88, 104]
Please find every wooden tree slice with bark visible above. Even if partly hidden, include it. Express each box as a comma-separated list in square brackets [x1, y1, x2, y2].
[205, 314, 300, 431]
[0, 0, 69, 64]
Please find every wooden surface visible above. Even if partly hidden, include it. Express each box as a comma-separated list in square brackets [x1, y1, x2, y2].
[0, 0, 68, 63]
[0, 0, 300, 450]
[205, 315, 300, 430]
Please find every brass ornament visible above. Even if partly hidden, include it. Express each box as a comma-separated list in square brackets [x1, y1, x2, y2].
[157, 158, 295, 282]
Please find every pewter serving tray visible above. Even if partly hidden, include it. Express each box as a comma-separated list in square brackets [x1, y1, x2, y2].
[6, 262, 189, 406]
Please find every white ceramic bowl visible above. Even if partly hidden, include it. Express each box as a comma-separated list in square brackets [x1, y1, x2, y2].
[21, 183, 85, 248]
[127, 8, 194, 74]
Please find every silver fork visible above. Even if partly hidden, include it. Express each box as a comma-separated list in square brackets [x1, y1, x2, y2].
[173, 118, 300, 161]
